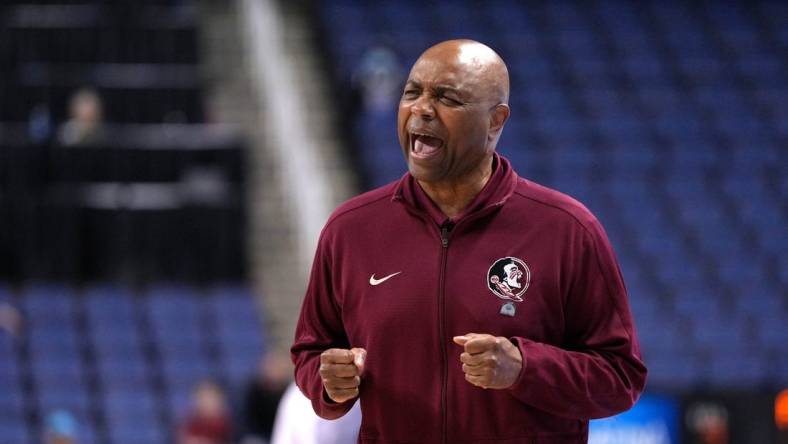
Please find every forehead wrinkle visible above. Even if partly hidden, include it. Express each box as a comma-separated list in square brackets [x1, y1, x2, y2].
[411, 58, 472, 87]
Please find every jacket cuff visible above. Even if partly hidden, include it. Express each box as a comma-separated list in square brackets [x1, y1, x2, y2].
[313, 386, 357, 419]
[507, 336, 532, 397]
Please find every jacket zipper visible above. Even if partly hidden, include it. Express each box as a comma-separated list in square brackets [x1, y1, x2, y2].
[397, 201, 503, 442]
[438, 224, 450, 444]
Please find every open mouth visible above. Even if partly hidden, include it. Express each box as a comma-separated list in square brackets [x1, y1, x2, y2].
[410, 131, 444, 158]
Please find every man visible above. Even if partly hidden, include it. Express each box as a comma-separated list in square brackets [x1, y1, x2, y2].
[292, 39, 647, 443]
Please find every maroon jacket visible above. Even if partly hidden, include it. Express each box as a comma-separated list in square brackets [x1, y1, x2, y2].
[292, 154, 647, 443]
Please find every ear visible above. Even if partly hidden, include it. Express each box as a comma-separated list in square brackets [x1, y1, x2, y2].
[488, 104, 510, 139]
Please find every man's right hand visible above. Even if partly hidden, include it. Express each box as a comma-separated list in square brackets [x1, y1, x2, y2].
[319, 347, 366, 403]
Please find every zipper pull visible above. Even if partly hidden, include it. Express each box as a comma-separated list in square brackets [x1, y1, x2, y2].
[441, 226, 449, 248]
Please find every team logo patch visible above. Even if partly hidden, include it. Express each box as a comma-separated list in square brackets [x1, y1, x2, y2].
[487, 257, 530, 303]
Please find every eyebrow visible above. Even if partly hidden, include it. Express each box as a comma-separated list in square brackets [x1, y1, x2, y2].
[405, 80, 464, 96]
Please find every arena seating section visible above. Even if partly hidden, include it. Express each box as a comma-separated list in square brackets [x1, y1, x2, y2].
[1, 1, 257, 443]
[0, 1, 203, 124]
[317, 0, 787, 390]
[0, 0, 246, 282]
[0, 283, 264, 444]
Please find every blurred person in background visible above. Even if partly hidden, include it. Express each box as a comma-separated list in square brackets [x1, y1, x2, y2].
[178, 379, 233, 444]
[240, 351, 291, 443]
[270, 381, 361, 444]
[57, 87, 106, 146]
[778, 389, 788, 444]
[44, 409, 78, 444]
[685, 402, 729, 444]
[0, 302, 23, 337]
[353, 46, 403, 113]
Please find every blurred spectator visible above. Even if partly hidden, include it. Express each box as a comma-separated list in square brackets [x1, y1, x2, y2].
[778, 389, 788, 444]
[0, 302, 23, 337]
[240, 352, 291, 443]
[352, 46, 403, 113]
[57, 87, 105, 146]
[270, 382, 361, 444]
[178, 380, 233, 444]
[686, 402, 729, 444]
[44, 409, 77, 444]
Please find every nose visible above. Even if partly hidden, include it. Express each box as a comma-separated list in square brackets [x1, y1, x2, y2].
[410, 93, 435, 120]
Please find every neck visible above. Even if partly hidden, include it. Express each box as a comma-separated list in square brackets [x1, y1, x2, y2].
[417, 156, 494, 219]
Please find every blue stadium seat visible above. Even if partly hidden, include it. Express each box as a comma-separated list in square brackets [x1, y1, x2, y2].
[167, 389, 192, 422]
[691, 313, 750, 355]
[0, 412, 30, 444]
[104, 388, 165, 444]
[97, 354, 150, 387]
[622, 56, 669, 85]
[646, 352, 704, 389]
[773, 353, 788, 385]
[89, 324, 140, 355]
[752, 313, 788, 354]
[0, 353, 24, 414]
[636, 315, 686, 358]
[708, 351, 769, 388]
[38, 389, 92, 416]
[147, 286, 203, 338]
[486, 0, 537, 32]
[29, 348, 83, 376]
[161, 351, 211, 389]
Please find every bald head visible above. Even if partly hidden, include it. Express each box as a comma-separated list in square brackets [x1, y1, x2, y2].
[398, 39, 511, 187]
[416, 39, 510, 105]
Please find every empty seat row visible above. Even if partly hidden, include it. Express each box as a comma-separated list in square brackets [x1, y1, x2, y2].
[0, 282, 265, 444]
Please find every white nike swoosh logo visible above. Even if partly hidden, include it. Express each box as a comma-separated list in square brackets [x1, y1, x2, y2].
[369, 271, 401, 286]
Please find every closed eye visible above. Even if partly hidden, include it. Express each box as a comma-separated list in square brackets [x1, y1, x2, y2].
[439, 95, 463, 106]
[402, 89, 420, 100]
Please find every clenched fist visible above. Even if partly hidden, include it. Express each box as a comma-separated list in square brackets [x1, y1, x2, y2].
[453, 333, 522, 389]
[319, 347, 367, 403]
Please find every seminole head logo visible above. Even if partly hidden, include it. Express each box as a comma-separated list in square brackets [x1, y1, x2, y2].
[487, 257, 530, 302]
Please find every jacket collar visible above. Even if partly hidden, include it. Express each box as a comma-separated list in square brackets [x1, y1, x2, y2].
[392, 152, 518, 226]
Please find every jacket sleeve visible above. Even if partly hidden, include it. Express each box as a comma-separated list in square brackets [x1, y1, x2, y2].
[507, 218, 647, 420]
[291, 233, 357, 419]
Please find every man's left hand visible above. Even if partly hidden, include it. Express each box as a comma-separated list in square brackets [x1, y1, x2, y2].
[453, 333, 523, 389]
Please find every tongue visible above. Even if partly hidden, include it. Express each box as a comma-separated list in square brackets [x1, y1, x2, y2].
[414, 135, 441, 155]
